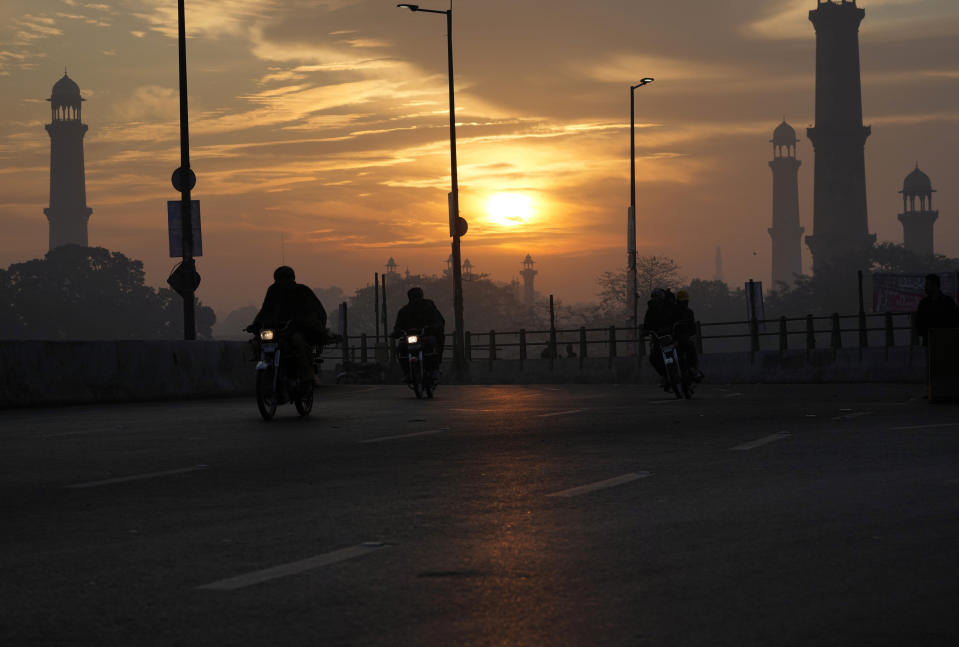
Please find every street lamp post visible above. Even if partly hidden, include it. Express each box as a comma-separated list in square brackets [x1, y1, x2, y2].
[397, 3, 466, 379]
[628, 78, 654, 333]
[176, 0, 196, 339]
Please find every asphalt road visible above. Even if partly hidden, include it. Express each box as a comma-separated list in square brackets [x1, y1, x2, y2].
[2, 383, 958, 646]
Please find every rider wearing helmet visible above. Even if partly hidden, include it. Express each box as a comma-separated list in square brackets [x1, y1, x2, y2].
[247, 266, 328, 385]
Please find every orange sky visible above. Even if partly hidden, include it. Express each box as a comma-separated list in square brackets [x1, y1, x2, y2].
[1, 0, 958, 320]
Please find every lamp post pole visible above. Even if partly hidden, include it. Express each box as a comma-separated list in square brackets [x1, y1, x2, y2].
[177, 0, 196, 339]
[398, 4, 466, 379]
[628, 78, 654, 332]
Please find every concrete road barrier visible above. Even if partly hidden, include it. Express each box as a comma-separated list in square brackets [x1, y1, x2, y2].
[928, 329, 959, 403]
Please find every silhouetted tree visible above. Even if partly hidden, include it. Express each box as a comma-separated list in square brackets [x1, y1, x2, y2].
[214, 305, 259, 340]
[679, 279, 745, 322]
[0, 245, 215, 340]
[596, 256, 682, 322]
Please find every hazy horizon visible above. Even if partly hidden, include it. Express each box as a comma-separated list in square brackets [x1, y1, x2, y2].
[2, 0, 957, 318]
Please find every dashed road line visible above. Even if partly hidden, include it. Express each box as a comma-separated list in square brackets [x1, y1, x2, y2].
[731, 432, 791, 451]
[66, 465, 209, 489]
[832, 411, 872, 421]
[196, 543, 386, 591]
[537, 409, 586, 418]
[547, 472, 651, 498]
[890, 422, 959, 431]
[360, 428, 449, 443]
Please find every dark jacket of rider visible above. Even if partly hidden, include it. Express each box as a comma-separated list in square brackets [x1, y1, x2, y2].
[251, 267, 327, 344]
[643, 298, 674, 335]
[393, 289, 445, 350]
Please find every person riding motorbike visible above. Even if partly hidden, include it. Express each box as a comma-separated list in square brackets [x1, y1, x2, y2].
[246, 265, 328, 386]
[674, 289, 704, 382]
[642, 288, 674, 385]
[392, 287, 445, 380]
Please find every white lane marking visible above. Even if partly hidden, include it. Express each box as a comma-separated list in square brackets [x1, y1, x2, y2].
[724, 392, 743, 398]
[66, 465, 209, 489]
[650, 398, 681, 404]
[537, 409, 586, 418]
[832, 411, 872, 421]
[196, 543, 386, 591]
[547, 472, 651, 498]
[449, 408, 497, 413]
[731, 432, 791, 451]
[890, 422, 959, 431]
[360, 428, 448, 444]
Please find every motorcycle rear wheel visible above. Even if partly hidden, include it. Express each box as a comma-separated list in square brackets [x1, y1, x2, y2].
[256, 368, 278, 420]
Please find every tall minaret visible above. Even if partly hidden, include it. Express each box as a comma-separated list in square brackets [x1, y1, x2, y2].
[805, 0, 875, 273]
[44, 72, 93, 249]
[768, 121, 804, 287]
[898, 164, 938, 256]
[520, 254, 537, 305]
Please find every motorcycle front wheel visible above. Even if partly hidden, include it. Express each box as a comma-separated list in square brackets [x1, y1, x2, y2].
[666, 363, 682, 399]
[294, 385, 314, 417]
[411, 362, 424, 399]
[256, 368, 278, 420]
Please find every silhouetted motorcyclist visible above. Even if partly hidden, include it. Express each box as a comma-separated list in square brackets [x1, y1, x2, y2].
[674, 289, 703, 381]
[247, 266, 327, 384]
[643, 288, 674, 382]
[392, 287, 445, 378]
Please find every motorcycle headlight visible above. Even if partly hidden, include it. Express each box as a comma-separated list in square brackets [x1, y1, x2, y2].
[260, 330, 275, 341]
[407, 335, 419, 344]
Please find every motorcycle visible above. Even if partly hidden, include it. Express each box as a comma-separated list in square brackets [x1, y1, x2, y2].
[649, 324, 694, 400]
[249, 322, 320, 420]
[397, 328, 439, 399]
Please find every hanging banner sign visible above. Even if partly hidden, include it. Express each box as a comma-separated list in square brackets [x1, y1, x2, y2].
[873, 272, 959, 313]
[167, 200, 203, 257]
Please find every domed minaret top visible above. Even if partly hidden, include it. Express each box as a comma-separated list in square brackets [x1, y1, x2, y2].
[48, 72, 85, 122]
[771, 120, 798, 159]
[902, 164, 934, 196]
[897, 163, 938, 256]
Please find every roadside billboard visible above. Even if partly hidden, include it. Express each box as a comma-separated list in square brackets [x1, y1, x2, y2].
[872, 272, 959, 313]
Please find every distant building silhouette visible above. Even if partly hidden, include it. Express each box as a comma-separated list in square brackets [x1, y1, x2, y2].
[768, 121, 804, 287]
[44, 72, 92, 249]
[520, 254, 537, 305]
[385, 257, 398, 276]
[805, 0, 875, 273]
[898, 164, 938, 256]
[463, 258, 473, 281]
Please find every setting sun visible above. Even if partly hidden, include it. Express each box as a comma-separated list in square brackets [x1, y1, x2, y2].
[485, 192, 535, 227]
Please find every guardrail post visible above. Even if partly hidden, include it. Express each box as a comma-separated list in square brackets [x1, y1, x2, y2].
[831, 313, 842, 349]
[779, 316, 788, 352]
[579, 326, 586, 372]
[884, 312, 894, 348]
[519, 329, 527, 369]
[488, 330, 496, 372]
[909, 312, 919, 347]
[465, 330, 472, 361]
[806, 314, 815, 350]
[360, 333, 368, 363]
[608, 326, 617, 370]
[858, 311, 868, 348]
[750, 317, 760, 353]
